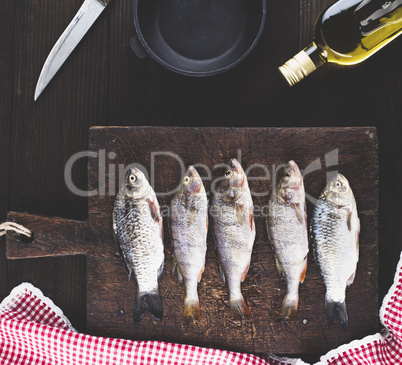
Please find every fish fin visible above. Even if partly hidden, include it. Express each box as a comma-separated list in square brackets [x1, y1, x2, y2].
[347, 210, 352, 231]
[198, 266, 205, 283]
[147, 197, 161, 222]
[172, 255, 177, 276]
[249, 212, 255, 232]
[275, 255, 285, 279]
[112, 230, 132, 279]
[229, 296, 251, 320]
[134, 292, 163, 322]
[335, 301, 348, 330]
[325, 300, 348, 330]
[147, 197, 164, 240]
[346, 231, 359, 287]
[219, 264, 226, 283]
[347, 271, 356, 287]
[300, 256, 308, 283]
[184, 298, 201, 322]
[304, 203, 308, 230]
[159, 218, 164, 242]
[292, 203, 304, 225]
[176, 267, 183, 283]
[133, 293, 147, 322]
[147, 292, 163, 321]
[279, 295, 298, 321]
[172, 254, 182, 283]
[266, 218, 274, 249]
[157, 260, 164, 279]
[241, 263, 250, 282]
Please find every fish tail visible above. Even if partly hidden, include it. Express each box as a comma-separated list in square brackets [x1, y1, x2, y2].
[300, 259, 307, 284]
[184, 298, 201, 322]
[133, 293, 146, 322]
[325, 299, 348, 330]
[280, 295, 298, 321]
[133, 292, 163, 322]
[147, 292, 163, 321]
[229, 296, 251, 320]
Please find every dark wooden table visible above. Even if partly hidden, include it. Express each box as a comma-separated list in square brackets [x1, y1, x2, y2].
[1, 0, 401, 362]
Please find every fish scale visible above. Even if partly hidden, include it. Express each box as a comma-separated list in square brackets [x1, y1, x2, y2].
[115, 203, 163, 287]
[313, 199, 357, 301]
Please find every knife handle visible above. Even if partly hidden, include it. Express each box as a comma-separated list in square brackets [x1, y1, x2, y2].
[97, 0, 112, 5]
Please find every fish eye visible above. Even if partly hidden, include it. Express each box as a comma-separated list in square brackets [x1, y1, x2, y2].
[284, 172, 291, 179]
[183, 176, 190, 185]
[225, 170, 233, 178]
[129, 174, 136, 183]
[335, 181, 342, 188]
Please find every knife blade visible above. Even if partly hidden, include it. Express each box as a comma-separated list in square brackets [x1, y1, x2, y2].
[34, 0, 111, 101]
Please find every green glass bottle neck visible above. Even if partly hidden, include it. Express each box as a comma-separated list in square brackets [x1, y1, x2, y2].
[278, 42, 327, 86]
[304, 43, 327, 69]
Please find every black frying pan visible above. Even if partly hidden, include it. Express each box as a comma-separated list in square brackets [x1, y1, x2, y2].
[130, 0, 267, 76]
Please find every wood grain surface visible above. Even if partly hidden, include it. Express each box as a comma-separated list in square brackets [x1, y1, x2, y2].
[7, 126, 378, 355]
[1, 0, 401, 361]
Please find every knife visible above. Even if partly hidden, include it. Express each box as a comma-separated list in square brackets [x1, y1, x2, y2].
[34, 0, 111, 101]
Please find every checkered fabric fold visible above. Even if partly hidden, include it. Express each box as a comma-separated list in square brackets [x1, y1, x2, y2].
[1, 252, 402, 365]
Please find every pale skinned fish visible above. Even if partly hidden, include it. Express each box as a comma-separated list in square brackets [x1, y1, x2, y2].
[170, 166, 208, 322]
[267, 160, 309, 321]
[211, 158, 256, 320]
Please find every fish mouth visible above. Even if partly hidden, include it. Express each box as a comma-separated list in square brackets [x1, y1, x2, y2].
[229, 158, 243, 173]
[281, 161, 302, 189]
[286, 160, 302, 177]
[334, 173, 347, 184]
[186, 165, 200, 179]
[228, 159, 246, 188]
[185, 166, 203, 194]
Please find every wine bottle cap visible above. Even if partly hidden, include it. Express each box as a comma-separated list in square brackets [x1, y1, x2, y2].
[278, 50, 316, 86]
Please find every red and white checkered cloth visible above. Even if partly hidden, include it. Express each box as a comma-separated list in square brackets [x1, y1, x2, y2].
[1, 253, 402, 365]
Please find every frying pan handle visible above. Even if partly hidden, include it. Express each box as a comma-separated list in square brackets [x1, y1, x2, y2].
[130, 32, 148, 59]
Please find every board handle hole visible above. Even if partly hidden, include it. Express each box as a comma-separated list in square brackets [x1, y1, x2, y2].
[20, 232, 34, 243]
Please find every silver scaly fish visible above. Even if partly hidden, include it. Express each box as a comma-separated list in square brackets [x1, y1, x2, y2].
[113, 168, 164, 322]
[170, 166, 208, 322]
[311, 173, 360, 329]
[267, 160, 309, 321]
[211, 158, 256, 320]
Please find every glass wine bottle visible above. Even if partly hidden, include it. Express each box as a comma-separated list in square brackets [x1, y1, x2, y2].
[279, 0, 402, 86]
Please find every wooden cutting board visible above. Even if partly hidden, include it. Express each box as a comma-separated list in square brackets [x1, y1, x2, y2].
[6, 127, 378, 355]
